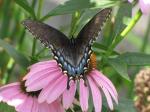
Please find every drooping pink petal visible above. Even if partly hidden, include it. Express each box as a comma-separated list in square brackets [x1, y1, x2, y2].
[91, 73, 115, 110]
[90, 70, 118, 104]
[87, 76, 102, 112]
[0, 82, 20, 89]
[79, 79, 89, 112]
[38, 75, 67, 103]
[17, 97, 34, 112]
[102, 87, 114, 110]
[28, 60, 57, 71]
[7, 93, 26, 107]
[0, 82, 20, 95]
[24, 60, 58, 80]
[15, 96, 27, 112]
[0, 82, 63, 112]
[0, 83, 21, 102]
[31, 97, 39, 112]
[25, 67, 59, 86]
[94, 80, 114, 110]
[39, 102, 50, 112]
[26, 70, 62, 92]
[0, 89, 20, 102]
[63, 81, 76, 109]
[53, 100, 65, 112]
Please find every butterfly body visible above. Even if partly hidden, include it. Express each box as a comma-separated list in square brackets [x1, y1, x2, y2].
[52, 38, 92, 78]
[22, 8, 112, 88]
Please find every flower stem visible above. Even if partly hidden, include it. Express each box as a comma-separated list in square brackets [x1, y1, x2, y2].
[31, 0, 43, 57]
[141, 16, 150, 52]
[31, 0, 37, 8]
[107, 10, 142, 56]
[37, 0, 43, 19]
[36, 48, 46, 57]
[31, 38, 37, 56]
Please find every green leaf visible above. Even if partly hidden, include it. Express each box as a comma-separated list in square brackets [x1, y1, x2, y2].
[72, 1, 121, 36]
[107, 3, 132, 46]
[0, 0, 11, 39]
[108, 58, 130, 81]
[102, 105, 111, 112]
[0, 103, 16, 112]
[41, 0, 121, 21]
[115, 97, 136, 112]
[127, 32, 150, 53]
[72, 8, 100, 36]
[93, 42, 119, 55]
[14, 0, 36, 18]
[0, 39, 30, 68]
[103, 97, 136, 112]
[118, 52, 150, 66]
[41, 0, 94, 21]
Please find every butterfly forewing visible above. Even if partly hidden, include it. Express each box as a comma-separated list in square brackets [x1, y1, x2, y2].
[76, 8, 112, 47]
[72, 8, 112, 70]
[22, 20, 69, 50]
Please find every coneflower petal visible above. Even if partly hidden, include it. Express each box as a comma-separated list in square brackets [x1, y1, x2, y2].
[53, 100, 65, 112]
[79, 79, 89, 112]
[31, 98, 39, 112]
[26, 71, 61, 92]
[88, 76, 102, 112]
[38, 75, 67, 103]
[25, 68, 59, 86]
[24, 60, 58, 80]
[91, 70, 118, 104]
[63, 81, 76, 109]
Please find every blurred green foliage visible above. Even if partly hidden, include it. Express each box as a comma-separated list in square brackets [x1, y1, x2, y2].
[0, 0, 150, 111]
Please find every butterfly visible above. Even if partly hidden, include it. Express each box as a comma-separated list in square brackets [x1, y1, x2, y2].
[22, 8, 112, 88]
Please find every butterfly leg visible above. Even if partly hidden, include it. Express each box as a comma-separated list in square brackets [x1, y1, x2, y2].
[67, 76, 71, 90]
[82, 74, 88, 87]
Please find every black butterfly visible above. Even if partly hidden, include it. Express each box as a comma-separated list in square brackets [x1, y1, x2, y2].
[22, 8, 111, 88]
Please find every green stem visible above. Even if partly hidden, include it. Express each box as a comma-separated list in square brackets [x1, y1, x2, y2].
[36, 48, 46, 57]
[40, 14, 50, 22]
[69, 11, 80, 37]
[31, 0, 37, 8]
[107, 10, 142, 56]
[141, 16, 150, 52]
[18, 29, 26, 50]
[31, 0, 43, 57]
[31, 38, 37, 56]
[0, 0, 11, 38]
[4, 59, 15, 84]
[37, 0, 43, 19]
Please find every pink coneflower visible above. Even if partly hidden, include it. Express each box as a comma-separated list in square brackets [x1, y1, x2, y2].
[139, 0, 150, 14]
[128, 0, 150, 14]
[24, 53, 118, 112]
[0, 81, 64, 112]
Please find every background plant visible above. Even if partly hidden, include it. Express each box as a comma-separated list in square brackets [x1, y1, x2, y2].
[0, 0, 150, 112]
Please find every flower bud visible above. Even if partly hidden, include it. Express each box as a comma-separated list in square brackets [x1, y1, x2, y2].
[134, 68, 150, 112]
